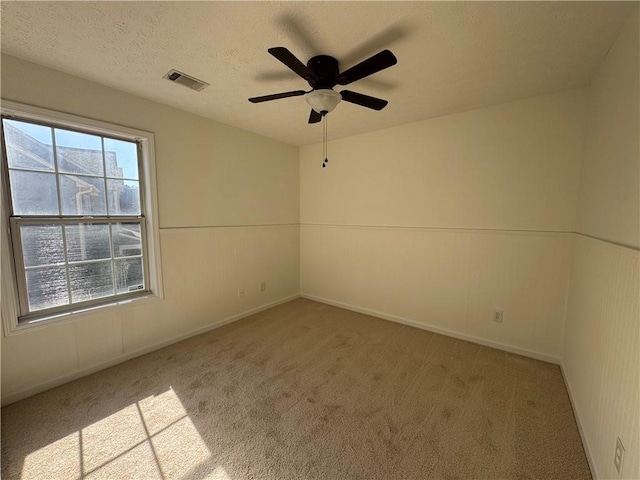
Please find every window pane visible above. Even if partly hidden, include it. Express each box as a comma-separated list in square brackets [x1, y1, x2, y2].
[3, 120, 54, 171]
[60, 174, 107, 215]
[107, 179, 140, 215]
[115, 257, 144, 294]
[66, 224, 111, 262]
[112, 223, 142, 257]
[104, 138, 138, 179]
[20, 225, 64, 267]
[26, 266, 69, 311]
[55, 129, 104, 176]
[69, 261, 114, 303]
[9, 170, 59, 215]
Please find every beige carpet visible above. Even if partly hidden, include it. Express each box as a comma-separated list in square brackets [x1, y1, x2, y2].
[2, 299, 591, 480]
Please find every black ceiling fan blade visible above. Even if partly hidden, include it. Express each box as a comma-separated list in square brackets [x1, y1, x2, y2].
[268, 47, 317, 83]
[309, 109, 322, 124]
[336, 50, 397, 86]
[340, 90, 388, 111]
[248, 90, 307, 103]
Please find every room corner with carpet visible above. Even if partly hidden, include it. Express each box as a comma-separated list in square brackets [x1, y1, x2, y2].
[1, 3, 638, 479]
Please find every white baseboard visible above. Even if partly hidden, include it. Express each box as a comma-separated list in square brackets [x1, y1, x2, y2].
[1, 294, 300, 406]
[560, 362, 599, 480]
[3, 292, 562, 405]
[300, 293, 561, 364]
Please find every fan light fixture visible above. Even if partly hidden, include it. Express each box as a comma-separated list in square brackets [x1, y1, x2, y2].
[305, 89, 342, 114]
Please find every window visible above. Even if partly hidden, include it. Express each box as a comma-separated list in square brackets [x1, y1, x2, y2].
[1, 101, 162, 331]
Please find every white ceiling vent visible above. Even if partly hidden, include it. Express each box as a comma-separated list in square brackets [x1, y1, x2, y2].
[163, 69, 209, 92]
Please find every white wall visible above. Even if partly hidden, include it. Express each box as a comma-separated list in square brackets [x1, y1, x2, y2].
[564, 237, 639, 480]
[563, 10, 640, 480]
[0, 55, 300, 404]
[301, 89, 586, 360]
[302, 90, 586, 231]
[575, 12, 640, 250]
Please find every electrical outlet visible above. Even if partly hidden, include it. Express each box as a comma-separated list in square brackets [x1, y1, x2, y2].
[614, 437, 625, 476]
[238, 288, 245, 298]
[260, 281, 266, 292]
[492, 308, 503, 323]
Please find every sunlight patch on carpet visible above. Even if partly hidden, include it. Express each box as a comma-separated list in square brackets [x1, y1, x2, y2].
[22, 431, 81, 479]
[22, 387, 215, 479]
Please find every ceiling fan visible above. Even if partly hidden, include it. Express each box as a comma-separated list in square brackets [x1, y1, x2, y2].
[248, 47, 397, 123]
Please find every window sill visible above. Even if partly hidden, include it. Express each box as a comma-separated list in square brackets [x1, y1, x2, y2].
[5, 291, 163, 336]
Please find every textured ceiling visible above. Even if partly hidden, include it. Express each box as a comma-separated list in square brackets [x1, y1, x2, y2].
[0, 1, 633, 146]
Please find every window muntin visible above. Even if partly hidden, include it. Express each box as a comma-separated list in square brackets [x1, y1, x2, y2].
[2, 117, 150, 321]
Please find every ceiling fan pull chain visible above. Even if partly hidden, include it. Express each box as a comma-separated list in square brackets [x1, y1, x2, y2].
[322, 114, 328, 168]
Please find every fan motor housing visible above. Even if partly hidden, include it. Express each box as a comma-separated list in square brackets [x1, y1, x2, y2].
[307, 55, 339, 89]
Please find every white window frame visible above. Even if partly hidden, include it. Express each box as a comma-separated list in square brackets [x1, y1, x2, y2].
[1, 100, 163, 335]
